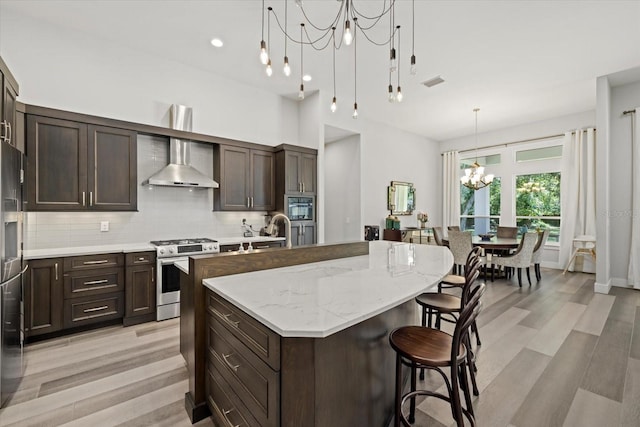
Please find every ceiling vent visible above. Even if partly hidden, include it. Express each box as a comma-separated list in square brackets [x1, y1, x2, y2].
[422, 76, 445, 88]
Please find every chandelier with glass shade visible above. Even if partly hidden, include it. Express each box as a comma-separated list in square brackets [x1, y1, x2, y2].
[461, 108, 494, 190]
[258, 0, 417, 118]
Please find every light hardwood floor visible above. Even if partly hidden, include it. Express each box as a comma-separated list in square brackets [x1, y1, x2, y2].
[1, 269, 638, 426]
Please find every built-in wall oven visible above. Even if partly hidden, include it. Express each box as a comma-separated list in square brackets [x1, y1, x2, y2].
[150, 238, 219, 321]
[286, 195, 314, 221]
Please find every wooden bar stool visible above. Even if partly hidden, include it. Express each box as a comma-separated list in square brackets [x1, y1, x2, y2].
[389, 283, 485, 427]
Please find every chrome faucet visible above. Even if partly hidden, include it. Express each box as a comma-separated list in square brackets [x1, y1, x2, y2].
[266, 213, 292, 248]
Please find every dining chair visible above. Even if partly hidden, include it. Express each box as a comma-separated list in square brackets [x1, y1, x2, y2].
[530, 229, 550, 281]
[448, 226, 461, 231]
[447, 230, 473, 275]
[491, 232, 538, 286]
[432, 226, 445, 246]
[390, 282, 485, 427]
[496, 226, 518, 238]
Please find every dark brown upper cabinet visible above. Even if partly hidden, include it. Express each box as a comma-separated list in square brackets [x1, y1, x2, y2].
[0, 56, 20, 152]
[26, 115, 137, 211]
[275, 145, 317, 195]
[214, 145, 275, 211]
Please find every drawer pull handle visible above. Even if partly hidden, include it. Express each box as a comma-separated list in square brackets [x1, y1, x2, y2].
[222, 408, 241, 427]
[137, 257, 145, 261]
[255, 245, 269, 249]
[222, 353, 240, 372]
[83, 279, 109, 286]
[222, 313, 240, 328]
[83, 260, 109, 265]
[83, 305, 108, 313]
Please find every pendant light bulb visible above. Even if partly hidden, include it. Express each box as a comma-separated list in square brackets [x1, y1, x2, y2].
[410, 54, 416, 75]
[283, 56, 291, 76]
[265, 59, 273, 76]
[331, 97, 337, 113]
[298, 84, 305, 100]
[352, 102, 358, 119]
[396, 87, 403, 102]
[260, 40, 269, 65]
[388, 84, 395, 103]
[344, 20, 353, 46]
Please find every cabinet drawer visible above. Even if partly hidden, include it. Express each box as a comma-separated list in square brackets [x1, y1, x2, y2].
[208, 316, 279, 427]
[207, 362, 260, 427]
[219, 244, 240, 253]
[126, 252, 155, 266]
[64, 253, 124, 271]
[252, 241, 283, 249]
[207, 291, 280, 370]
[63, 291, 124, 328]
[64, 267, 124, 298]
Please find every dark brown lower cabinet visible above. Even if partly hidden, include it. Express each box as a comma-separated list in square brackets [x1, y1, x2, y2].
[24, 258, 64, 337]
[124, 252, 156, 326]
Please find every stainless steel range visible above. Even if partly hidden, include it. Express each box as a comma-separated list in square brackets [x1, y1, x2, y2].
[150, 238, 219, 321]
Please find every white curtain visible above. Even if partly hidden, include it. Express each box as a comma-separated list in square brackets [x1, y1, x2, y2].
[559, 128, 596, 271]
[628, 108, 640, 288]
[442, 151, 461, 230]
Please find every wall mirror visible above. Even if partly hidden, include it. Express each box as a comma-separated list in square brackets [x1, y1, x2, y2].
[388, 181, 415, 215]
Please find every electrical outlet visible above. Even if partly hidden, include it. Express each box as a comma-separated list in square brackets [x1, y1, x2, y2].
[100, 221, 109, 232]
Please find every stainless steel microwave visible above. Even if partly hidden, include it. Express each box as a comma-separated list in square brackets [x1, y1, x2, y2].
[286, 196, 314, 221]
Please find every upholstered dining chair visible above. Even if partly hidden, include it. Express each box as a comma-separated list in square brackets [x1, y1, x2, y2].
[447, 230, 473, 275]
[496, 226, 518, 238]
[491, 232, 538, 286]
[530, 229, 550, 281]
[432, 226, 445, 246]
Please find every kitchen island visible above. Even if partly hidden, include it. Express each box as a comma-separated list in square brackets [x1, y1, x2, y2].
[181, 241, 452, 426]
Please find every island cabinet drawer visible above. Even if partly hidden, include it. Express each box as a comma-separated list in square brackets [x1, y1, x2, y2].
[207, 291, 280, 370]
[63, 267, 124, 298]
[208, 316, 279, 427]
[251, 241, 283, 249]
[207, 362, 261, 427]
[63, 291, 124, 328]
[125, 252, 155, 266]
[64, 253, 124, 271]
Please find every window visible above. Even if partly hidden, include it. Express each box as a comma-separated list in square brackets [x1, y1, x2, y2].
[457, 138, 563, 244]
[460, 177, 501, 234]
[515, 172, 561, 242]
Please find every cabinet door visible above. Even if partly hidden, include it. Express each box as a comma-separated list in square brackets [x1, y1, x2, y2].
[2, 77, 18, 149]
[87, 125, 137, 211]
[299, 223, 316, 246]
[299, 153, 316, 194]
[26, 116, 88, 211]
[125, 264, 156, 318]
[250, 149, 275, 211]
[217, 146, 250, 210]
[24, 258, 64, 337]
[284, 152, 301, 193]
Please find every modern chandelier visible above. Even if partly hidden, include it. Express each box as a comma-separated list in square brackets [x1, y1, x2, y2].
[259, 0, 417, 118]
[461, 108, 495, 191]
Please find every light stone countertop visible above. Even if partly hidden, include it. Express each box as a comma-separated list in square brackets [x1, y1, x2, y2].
[203, 241, 453, 338]
[23, 236, 285, 260]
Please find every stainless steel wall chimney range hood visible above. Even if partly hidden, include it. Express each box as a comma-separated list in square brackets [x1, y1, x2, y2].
[143, 105, 219, 188]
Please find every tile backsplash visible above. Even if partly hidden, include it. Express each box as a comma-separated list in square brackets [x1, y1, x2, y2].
[24, 135, 273, 250]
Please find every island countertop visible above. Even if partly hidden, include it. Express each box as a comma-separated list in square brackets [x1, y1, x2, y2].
[203, 241, 453, 338]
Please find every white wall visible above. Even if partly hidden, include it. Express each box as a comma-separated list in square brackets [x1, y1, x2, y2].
[606, 80, 640, 285]
[0, 7, 299, 146]
[324, 134, 361, 243]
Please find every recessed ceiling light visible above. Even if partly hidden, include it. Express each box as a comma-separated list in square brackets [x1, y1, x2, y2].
[210, 38, 224, 48]
[303, 74, 312, 82]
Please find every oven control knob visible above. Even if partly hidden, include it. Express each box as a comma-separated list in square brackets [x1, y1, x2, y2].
[207, 245, 212, 250]
[169, 248, 174, 254]
[159, 249, 165, 255]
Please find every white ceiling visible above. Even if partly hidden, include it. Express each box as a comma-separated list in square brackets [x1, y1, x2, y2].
[3, 0, 640, 141]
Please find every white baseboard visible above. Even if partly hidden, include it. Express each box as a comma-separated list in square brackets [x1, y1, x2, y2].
[594, 280, 612, 294]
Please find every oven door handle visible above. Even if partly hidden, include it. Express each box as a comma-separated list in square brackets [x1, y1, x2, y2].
[158, 257, 189, 266]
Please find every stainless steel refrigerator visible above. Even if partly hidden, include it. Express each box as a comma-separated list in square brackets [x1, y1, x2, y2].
[0, 137, 24, 408]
